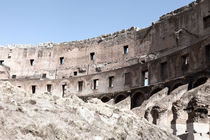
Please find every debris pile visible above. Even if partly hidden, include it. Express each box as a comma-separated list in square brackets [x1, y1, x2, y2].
[0, 82, 179, 140]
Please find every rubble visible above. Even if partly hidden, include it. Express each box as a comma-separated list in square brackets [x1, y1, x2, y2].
[0, 81, 179, 140]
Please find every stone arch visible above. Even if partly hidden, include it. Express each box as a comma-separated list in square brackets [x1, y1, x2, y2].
[131, 90, 145, 109]
[150, 87, 163, 96]
[169, 82, 184, 94]
[101, 96, 111, 103]
[171, 83, 183, 91]
[59, 79, 70, 84]
[114, 94, 127, 104]
[151, 106, 160, 125]
[192, 76, 208, 89]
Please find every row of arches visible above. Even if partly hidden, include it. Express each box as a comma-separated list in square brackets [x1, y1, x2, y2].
[131, 76, 208, 109]
[101, 94, 129, 104]
[100, 76, 209, 110]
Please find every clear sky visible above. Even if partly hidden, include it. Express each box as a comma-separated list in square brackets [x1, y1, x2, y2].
[0, 0, 193, 45]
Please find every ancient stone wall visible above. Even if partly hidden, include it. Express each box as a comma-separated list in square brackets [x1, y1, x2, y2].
[0, 27, 147, 80]
[0, 0, 210, 104]
[0, 1, 210, 139]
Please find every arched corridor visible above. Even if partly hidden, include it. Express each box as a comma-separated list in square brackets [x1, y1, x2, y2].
[150, 88, 162, 96]
[101, 96, 111, 103]
[131, 92, 145, 109]
[114, 94, 127, 104]
[192, 77, 208, 88]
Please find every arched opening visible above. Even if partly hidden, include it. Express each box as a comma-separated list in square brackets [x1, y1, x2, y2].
[169, 83, 184, 94]
[101, 96, 111, 103]
[150, 88, 162, 96]
[151, 106, 160, 125]
[115, 94, 127, 104]
[172, 83, 183, 91]
[131, 92, 145, 109]
[192, 77, 208, 88]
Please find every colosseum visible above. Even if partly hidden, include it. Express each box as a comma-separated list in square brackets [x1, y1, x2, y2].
[0, 0, 210, 139]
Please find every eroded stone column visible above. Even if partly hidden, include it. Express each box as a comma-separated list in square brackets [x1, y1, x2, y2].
[186, 97, 209, 140]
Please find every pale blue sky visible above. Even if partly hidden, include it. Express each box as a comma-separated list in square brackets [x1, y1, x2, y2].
[0, 0, 193, 45]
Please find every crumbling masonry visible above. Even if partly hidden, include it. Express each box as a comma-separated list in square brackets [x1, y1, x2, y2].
[0, 0, 210, 139]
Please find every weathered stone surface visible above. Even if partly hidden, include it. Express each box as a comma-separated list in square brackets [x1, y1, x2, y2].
[132, 87, 169, 117]
[133, 81, 210, 140]
[0, 82, 179, 140]
[115, 96, 131, 110]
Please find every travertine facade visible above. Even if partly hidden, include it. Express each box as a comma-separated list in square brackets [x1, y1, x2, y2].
[0, 0, 210, 139]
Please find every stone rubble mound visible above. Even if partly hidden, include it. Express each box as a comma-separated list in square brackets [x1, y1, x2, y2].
[0, 82, 179, 140]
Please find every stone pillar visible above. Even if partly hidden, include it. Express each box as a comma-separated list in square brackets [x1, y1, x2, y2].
[171, 108, 188, 139]
[185, 97, 210, 140]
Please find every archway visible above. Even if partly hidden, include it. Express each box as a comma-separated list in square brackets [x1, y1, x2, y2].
[169, 82, 184, 94]
[115, 94, 127, 104]
[101, 96, 111, 103]
[131, 92, 145, 109]
[151, 106, 160, 125]
[172, 83, 183, 91]
[150, 87, 162, 96]
[192, 77, 208, 88]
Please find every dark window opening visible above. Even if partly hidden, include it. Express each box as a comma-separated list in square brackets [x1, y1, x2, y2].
[12, 75, 16, 79]
[18, 86, 21, 88]
[30, 59, 34, 66]
[32, 85, 36, 94]
[78, 81, 83, 91]
[47, 84, 52, 92]
[109, 76, 114, 88]
[206, 45, 210, 62]
[42, 73, 47, 79]
[90, 52, 95, 61]
[93, 79, 99, 90]
[62, 84, 66, 97]
[181, 54, 189, 72]
[160, 62, 167, 79]
[142, 70, 149, 86]
[125, 72, 132, 86]
[141, 60, 145, 64]
[203, 15, 210, 29]
[124, 45, 128, 54]
[74, 71, 77, 76]
[60, 57, 64, 64]
[95, 67, 101, 72]
[0, 60, 4, 65]
[8, 54, 11, 59]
